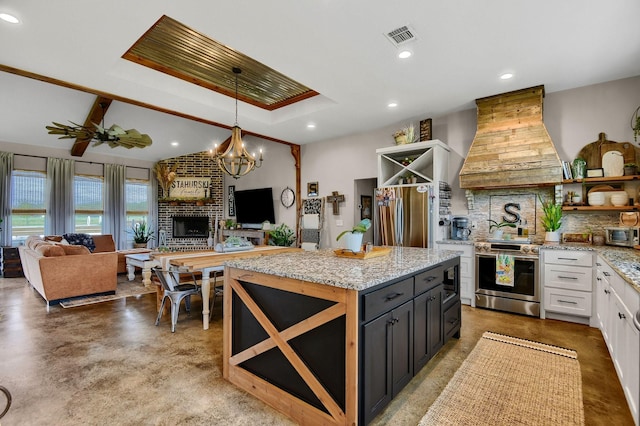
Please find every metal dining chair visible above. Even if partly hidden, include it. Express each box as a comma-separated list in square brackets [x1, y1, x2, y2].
[152, 267, 201, 332]
[209, 266, 225, 321]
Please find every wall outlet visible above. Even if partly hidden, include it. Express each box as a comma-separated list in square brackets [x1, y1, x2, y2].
[336, 219, 344, 227]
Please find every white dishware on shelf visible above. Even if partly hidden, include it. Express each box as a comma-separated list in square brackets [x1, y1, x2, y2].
[610, 192, 629, 206]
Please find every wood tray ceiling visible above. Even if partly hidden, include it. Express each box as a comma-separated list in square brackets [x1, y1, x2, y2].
[122, 15, 319, 111]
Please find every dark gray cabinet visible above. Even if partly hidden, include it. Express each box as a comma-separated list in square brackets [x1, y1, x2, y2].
[414, 283, 443, 372]
[360, 257, 460, 425]
[361, 300, 413, 425]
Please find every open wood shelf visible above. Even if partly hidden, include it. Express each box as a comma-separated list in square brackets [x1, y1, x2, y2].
[562, 205, 640, 211]
[562, 175, 640, 184]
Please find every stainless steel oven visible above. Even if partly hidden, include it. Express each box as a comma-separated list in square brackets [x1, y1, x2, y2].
[475, 242, 540, 317]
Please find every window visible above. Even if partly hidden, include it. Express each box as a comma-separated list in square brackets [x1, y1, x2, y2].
[11, 170, 46, 246]
[125, 178, 150, 243]
[74, 174, 103, 234]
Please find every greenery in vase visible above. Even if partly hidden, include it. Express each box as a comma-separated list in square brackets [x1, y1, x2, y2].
[130, 221, 154, 243]
[268, 223, 296, 247]
[632, 105, 640, 142]
[336, 219, 372, 241]
[487, 219, 516, 233]
[538, 194, 562, 232]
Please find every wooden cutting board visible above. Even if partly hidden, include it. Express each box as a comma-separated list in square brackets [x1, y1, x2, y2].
[575, 133, 639, 169]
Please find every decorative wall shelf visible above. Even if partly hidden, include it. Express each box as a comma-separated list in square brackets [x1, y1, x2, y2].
[560, 174, 640, 212]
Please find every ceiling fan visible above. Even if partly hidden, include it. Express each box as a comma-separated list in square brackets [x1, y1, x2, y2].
[46, 101, 152, 150]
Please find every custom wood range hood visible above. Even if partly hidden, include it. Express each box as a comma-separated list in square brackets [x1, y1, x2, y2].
[459, 85, 563, 189]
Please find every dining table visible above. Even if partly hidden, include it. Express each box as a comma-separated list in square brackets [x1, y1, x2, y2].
[155, 245, 300, 330]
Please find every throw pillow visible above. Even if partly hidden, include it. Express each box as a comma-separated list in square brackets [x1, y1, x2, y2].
[35, 244, 66, 257]
[62, 233, 96, 252]
[60, 244, 91, 256]
[44, 235, 63, 242]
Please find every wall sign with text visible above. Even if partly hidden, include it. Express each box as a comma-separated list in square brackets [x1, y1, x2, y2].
[169, 177, 210, 199]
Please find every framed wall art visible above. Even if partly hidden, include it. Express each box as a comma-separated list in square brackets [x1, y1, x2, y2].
[307, 182, 318, 197]
[228, 185, 236, 216]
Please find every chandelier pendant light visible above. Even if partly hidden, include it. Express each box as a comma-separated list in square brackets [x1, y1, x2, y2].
[211, 67, 263, 179]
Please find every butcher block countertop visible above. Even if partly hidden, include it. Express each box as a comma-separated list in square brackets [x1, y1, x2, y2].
[224, 246, 460, 291]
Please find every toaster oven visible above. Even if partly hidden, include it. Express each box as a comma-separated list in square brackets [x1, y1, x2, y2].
[604, 226, 640, 247]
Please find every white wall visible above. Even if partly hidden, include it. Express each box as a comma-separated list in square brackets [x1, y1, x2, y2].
[302, 75, 640, 248]
[222, 136, 297, 230]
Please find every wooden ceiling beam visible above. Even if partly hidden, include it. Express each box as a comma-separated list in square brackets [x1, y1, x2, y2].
[70, 96, 112, 157]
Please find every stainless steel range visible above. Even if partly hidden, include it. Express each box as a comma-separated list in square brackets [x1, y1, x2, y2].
[475, 240, 540, 317]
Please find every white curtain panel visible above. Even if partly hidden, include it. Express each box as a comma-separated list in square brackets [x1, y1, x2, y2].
[0, 152, 13, 246]
[45, 157, 75, 236]
[104, 164, 126, 249]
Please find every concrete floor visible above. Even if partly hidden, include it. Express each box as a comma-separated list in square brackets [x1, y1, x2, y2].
[0, 275, 634, 425]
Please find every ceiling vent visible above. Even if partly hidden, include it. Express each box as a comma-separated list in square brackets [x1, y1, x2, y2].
[385, 25, 417, 46]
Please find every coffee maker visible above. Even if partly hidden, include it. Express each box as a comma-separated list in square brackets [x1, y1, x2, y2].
[451, 216, 471, 240]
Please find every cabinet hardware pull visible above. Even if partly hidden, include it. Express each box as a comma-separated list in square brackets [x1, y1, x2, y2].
[558, 275, 578, 280]
[596, 277, 601, 281]
[596, 262, 601, 266]
[424, 275, 437, 282]
[604, 289, 610, 294]
[558, 299, 577, 304]
[619, 312, 626, 319]
[385, 292, 404, 301]
[603, 272, 611, 277]
[558, 257, 578, 261]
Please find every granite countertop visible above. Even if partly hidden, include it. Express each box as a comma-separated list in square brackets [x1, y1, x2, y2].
[225, 247, 460, 291]
[436, 239, 475, 246]
[541, 243, 640, 292]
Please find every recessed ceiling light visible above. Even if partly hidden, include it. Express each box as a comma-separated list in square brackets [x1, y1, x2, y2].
[388, 102, 398, 108]
[500, 72, 514, 80]
[398, 50, 412, 59]
[307, 123, 316, 129]
[0, 13, 20, 24]
[171, 141, 179, 146]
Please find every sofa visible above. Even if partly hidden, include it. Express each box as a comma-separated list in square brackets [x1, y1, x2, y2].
[19, 235, 119, 305]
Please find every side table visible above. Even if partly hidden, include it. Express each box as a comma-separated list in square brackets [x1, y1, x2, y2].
[1, 247, 23, 278]
[125, 253, 159, 287]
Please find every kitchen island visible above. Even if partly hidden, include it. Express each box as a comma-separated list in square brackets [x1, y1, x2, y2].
[223, 247, 461, 425]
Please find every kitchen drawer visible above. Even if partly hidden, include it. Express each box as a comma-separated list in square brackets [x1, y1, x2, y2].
[544, 264, 593, 292]
[415, 265, 443, 295]
[543, 250, 593, 267]
[443, 301, 461, 339]
[362, 277, 414, 322]
[544, 287, 593, 317]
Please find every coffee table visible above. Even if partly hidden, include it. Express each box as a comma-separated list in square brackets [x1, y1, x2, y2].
[125, 253, 159, 287]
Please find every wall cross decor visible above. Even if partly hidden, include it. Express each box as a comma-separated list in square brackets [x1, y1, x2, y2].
[326, 191, 345, 215]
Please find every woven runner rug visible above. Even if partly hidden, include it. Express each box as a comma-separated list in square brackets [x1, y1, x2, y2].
[419, 331, 584, 426]
[59, 277, 155, 308]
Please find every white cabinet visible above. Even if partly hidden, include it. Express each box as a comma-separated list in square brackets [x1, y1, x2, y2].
[437, 242, 474, 307]
[376, 140, 449, 187]
[541, 249, 595, 326]
[596, 255, 640, 425]
[377, 140, 451, 248]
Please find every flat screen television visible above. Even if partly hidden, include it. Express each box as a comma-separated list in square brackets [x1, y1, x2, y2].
[234, 187, 276, 228]
[172, 216, 209, 238]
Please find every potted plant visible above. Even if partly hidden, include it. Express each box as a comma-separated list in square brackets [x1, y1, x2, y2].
[336, 219, 371, 252]
[268, 223, 296, 247]
[538, 194, 562, 242]
[624, 163, 638, 176]
[632, 105, 640, 142]
[487, 220, 516, 240]
[393, 123, 416, 145]
[130, 221, 154, 248]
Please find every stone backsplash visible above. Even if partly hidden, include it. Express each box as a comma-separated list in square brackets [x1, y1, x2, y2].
[465, 187, 624, 243]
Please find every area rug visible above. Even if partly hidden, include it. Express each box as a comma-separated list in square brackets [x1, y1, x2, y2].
[59, 278, 155, 308]
[418, 331, 584, 426]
